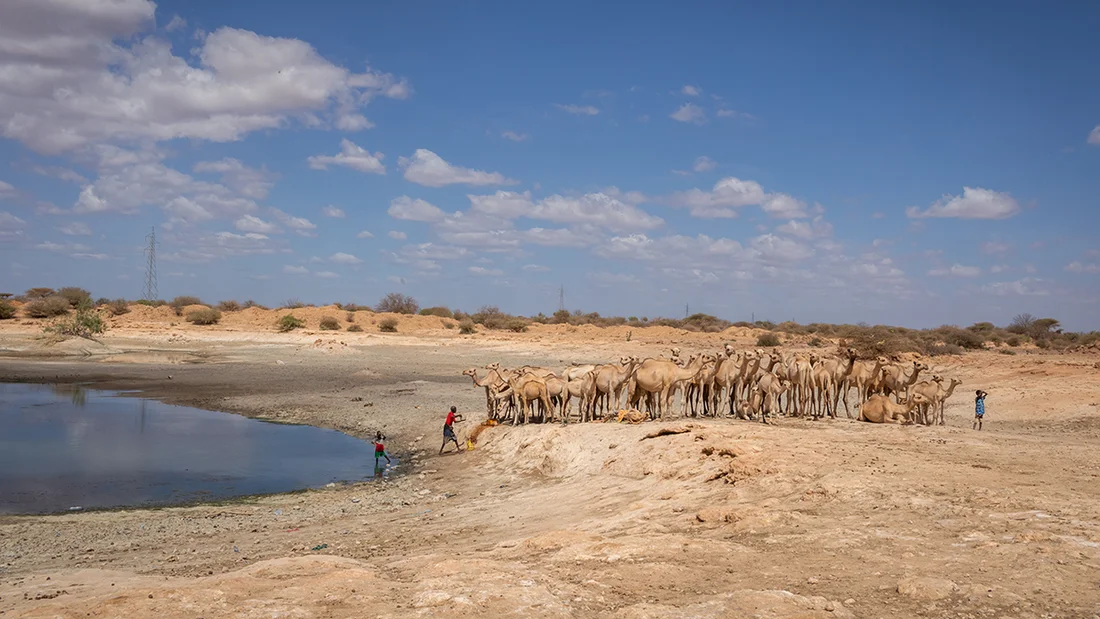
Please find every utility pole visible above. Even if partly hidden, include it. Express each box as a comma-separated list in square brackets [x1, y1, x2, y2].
[558, 285, 565, 312]
[685, 303, 689, 318]
[143, 226, 158, 301]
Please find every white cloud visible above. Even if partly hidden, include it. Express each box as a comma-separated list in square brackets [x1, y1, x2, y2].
[32, 166, 87, 184]
[990, 264, 1008, 274]
[670, 103, 707, 125]
[981, 278, 1048, 296]
[398, 149, 517, 187]
[1065, 261, 1100, 274]
[467, 191, 663, 232]
[554, 103, 599, 116]
[270, 208, 317, 237]
[57, 221, 92, 236]
[776, 217, 833, 240]
[601, 187, 648, 205]
[716, 109, 754, 121]
[0, 3, 411, 154]
[589, 271, 641, 285]
[981, 241, 1010, 255]
[388, 196, 446, 222]
[234, 215, 279, 234]
[692, 156, 716, 172]
[0, 180, 16, 197]
[329, 252, 362, 265]
[681, 85, 701, 97]
[315, 271, 339, 279]
[321, 205, 346, 218]
[283, 265, 309, 274]
[1089, 126, 1100, 145]
[307, 139, 386, 174]
[665, 176, 767, 218]
[522, 264, 550, 272]
[749, 234, 814, 263]
[928, 264, 981, 277]
[761, 194, 808, 219]
[163, 14, 186, 32]
[468, 266, 503, 276]
[502, 131, 528, 142]
[356, 230, 374, 239]
[388, 230, 407, 240]
[0, 211, 27, 241]
[193, 158, 275, 199]
[905, 187, 1021, 220]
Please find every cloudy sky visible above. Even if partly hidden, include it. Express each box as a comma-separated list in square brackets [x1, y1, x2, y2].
[1, 1, 1098, 329]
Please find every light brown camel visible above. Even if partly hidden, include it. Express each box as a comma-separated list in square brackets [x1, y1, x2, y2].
[820, 348, 858, 417]
[879, 360, 929, 401]
[593, 356, 640, 416]
[631, 354, 710, 420]
[562, 364, 596, 382]
[504, 372, 553, 424]
[754, 372, 791, 423]
[563, 372, 597, 422]
[462, 368, 505, 419]
[843, 356, 886, 414]
[858, 393, 929, 424]
[908, 375, 944, 425]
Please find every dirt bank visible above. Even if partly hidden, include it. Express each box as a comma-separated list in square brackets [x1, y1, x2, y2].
[1, 328, 1099, 617]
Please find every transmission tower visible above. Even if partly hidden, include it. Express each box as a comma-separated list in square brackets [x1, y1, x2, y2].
[558, 285, 565, 312]
[143, 226, 158, 301]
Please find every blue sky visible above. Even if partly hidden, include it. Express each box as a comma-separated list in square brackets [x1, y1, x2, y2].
[1, 0, 1098, 329]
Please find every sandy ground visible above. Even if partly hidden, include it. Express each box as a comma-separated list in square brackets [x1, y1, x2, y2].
[1, 321, 1099, 618]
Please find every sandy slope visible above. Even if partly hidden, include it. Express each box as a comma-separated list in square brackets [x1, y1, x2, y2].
[1, 323, 1099, 617]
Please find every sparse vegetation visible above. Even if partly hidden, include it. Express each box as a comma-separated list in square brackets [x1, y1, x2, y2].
[135, 299, 166, 307]
[217, 300, 242, 312]
[0, 299, 16, 320]
[443, 322, 455, 329]
[319, 315, 340, 330]
[25, 295, 70, 318]
[347, 324, 363, 332]
[281, 298, 306, 309]
[243, 300, 267, 310]
[43, 300, 105, 339]
[277, 314, 305, 332]
[757, 333, 782, 347]
[1000, 349, 1017, 355]
[458, 320, 477, 334]
[375, 293, 419, 315]
[170, 296, 202, 316]
[809, 337, 824, 347]
[107, 299, 131, 316]
[345, 311, 355, 323]
[505, 317, 529, 333]
[185, 307, 222, 325]
[57, 287, 92, 308]
[419, 306, 453, 318]
[24, 287, 56, 300]
[379, 317, 398, 332]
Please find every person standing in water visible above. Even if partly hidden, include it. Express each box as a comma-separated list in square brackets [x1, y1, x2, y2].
[973, 390, 987, 430]
[440, 406, 464, 454]
[373, 431, 391, 468]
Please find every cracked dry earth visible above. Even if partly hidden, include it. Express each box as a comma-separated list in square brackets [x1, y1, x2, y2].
[3, 417, 1100, 618]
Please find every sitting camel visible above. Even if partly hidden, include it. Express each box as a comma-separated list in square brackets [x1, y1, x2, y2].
[858, 393, 930, 424]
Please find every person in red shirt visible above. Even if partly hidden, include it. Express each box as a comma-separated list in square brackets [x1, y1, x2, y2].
[373, 431, 391, 469]
[440, 406, 464, 454]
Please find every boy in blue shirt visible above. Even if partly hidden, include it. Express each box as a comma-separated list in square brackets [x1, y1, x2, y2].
[973, 390, 987, 430]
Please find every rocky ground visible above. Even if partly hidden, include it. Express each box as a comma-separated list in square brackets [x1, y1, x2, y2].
[0, 325, 1099, 618]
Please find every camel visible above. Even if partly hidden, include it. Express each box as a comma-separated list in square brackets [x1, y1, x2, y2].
[790, 353, 818, 417]
[820, 349, 858, 417]
[857, 393, 930, 424]
[631, 354, 710, 420]
[562, 372, 597, 422]
[592, 356, 640, 416]
[543, 374, 568, 420]
[908, 375, 944, 425]
[462, 367, 507, 419]
[843, 356, 886, 414]
[754, 372, 791, 423]
[503, 372, 553, 425]
[562, 364, 596, 382]
[879, 360, 929, 402]
[910, 376, 962, 425]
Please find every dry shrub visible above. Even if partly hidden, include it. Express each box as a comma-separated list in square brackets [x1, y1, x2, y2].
[926, 343, 964, 356]
[185, 307, 222, 325]
[809, 337, 824, 347]
[0, 299, 15, 320]
[170, 296, 202, 316]
[24, 287, 56, 300]
[681, 313, 731, 333]
[136, 299, 166, 307]
[459, 320, 477, 334]
[277, 314, 304, 332]
[756, 333, 781, 347]
[345, 311, 355, 323]
[506, 317, 529, 332]
[57, 287, 92, 308]
[25, 295, 70, 318]
[443, 321, 455, 329]
[375, 293, 418, 315]
[930, 325, 985, 350]
[419, 306, 453, 318]
[319, 315, 340, 330]
[243, 299, 268, 310]
[107, 299, 131, 316]
[379, 317, 398, 332]
[347, 324, 364, 332]
[282, 298, 305, 309]
[471, 306, 508, 329]
[217, 300, 242, 312]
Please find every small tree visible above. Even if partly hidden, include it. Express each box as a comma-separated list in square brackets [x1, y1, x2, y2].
[0, 299, 15, 320]
[57, 287, 92, 308]
[756, 333, 782, 347]
[379, 317, 399, 332]
[277, 314, 305, 332]
[217, 300, 242, 312]
[1008, 313, 1036, 335]
[375, 293, 418, 314]
[170, 296, 202, 316]
[459, 320, 477, 334]
[43, 300, 106, 339]
[24, 287, 56, 300]
[107, 299, 131, 316]
[185, 308, 222, 325]
[319, 316, 340, 330]
[24, 295, 70, 318]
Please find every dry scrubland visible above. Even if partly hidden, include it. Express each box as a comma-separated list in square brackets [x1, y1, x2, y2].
[1, 298, 1099, 618]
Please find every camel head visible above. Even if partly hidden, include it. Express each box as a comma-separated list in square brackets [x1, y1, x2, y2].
[462, 368, 478, 378]
[724, 343, 736, 356]
[485, 362, 501, 370]
[670, 347, 682, 357]
[931, 374, 944, 384]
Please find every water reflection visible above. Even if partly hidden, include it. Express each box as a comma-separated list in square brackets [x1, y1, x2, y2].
[0, 383, 390, 514]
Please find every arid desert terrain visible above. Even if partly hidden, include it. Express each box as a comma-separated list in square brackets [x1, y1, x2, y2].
[1, 309, 1099, 618]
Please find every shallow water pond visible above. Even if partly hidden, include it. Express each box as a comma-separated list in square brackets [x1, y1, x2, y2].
[0, 383, 391, 515]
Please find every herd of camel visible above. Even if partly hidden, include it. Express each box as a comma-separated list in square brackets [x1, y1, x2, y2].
[462, 345, 963, 425]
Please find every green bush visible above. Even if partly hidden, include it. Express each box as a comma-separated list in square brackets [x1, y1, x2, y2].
[170, 296, 202, 316]
[459, 320, 477, 334]
[756, 333, 781, 347]
[277, 314, 304, 332]
[379, 317, 398, 332]
[0, 299, 15, 320]
[217, 300, 242, 312]
[376, 293, 419, 315]
[107, 299, 130, 316]
[185, 308, 222, 325]
[25, 295, 70, 318]
[419, 306, 454, 318]
[43, 300, 105, 339]
[319, 315, 340, 330]
[57, 287, 92, 308]
[347, 324, 364, 332]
